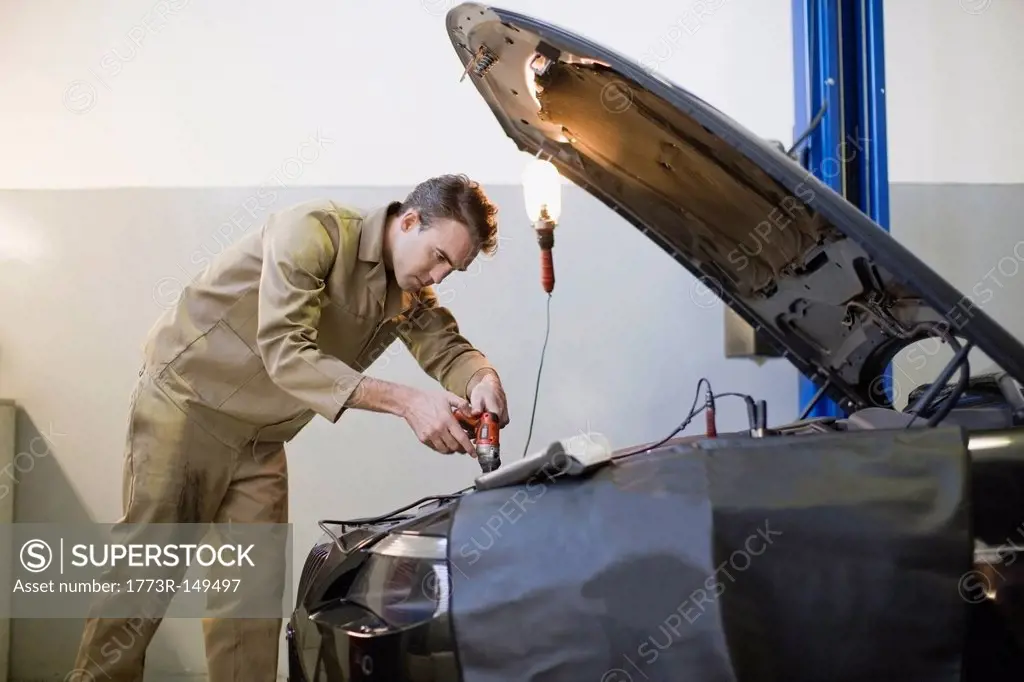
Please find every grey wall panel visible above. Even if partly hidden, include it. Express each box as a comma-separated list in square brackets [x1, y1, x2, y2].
[889, 183, 1024, 407]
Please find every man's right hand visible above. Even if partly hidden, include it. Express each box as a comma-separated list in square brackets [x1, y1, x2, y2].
[401, 389, 477, 455]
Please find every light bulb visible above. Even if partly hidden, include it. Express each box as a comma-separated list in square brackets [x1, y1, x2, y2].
[522, 158, 562, 223]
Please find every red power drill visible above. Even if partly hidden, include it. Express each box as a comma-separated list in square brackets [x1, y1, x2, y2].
[456, 411, 502, 473]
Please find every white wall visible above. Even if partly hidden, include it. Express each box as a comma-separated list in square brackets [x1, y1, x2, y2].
[884, 0, 1024, 184]
[0, 1, 797, 680]
[0, 0, 794, 189]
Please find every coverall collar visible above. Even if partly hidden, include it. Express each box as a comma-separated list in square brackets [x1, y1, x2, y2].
[358, 201, 405, 317]
[358, 201, 399, 264]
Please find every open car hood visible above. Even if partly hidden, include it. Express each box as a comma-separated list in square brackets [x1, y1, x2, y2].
[445, 3, 1024, 412]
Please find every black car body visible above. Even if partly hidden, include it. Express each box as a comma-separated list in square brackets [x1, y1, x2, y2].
[287, 5, 1024, 681]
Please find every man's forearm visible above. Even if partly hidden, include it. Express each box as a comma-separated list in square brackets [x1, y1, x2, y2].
[345, 376, 417, 417]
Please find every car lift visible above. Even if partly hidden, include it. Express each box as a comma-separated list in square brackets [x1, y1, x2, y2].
[792, 0, 890, 418]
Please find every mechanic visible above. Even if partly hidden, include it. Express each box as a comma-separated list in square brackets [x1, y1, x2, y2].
[71, 174, 510, 681]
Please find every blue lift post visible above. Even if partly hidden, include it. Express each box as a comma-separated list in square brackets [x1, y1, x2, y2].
[792, 0, 891, 417]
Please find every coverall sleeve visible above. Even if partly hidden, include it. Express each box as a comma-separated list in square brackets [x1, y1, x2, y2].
[255, 210, 359, 422]
[396, 288, 496, 399]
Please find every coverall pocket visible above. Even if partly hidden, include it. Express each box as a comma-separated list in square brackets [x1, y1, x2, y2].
[167, 320, 265, 408]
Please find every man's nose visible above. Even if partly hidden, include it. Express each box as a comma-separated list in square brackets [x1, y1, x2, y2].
[431, 264, 453, 283]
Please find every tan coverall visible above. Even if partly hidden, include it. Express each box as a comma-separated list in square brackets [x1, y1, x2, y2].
[73, 199, 494, 681]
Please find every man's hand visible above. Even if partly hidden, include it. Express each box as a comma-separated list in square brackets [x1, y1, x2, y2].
[468, 370, 509, 427]
[400, 389, 477, 455]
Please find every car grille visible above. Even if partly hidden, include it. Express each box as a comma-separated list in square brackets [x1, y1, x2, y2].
[297, 541, 332, 601]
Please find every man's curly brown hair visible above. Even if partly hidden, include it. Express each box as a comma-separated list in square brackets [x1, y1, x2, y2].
[400, 174, 500, 258]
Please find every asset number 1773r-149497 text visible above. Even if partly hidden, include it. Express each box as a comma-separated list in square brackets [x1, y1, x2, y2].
[126, 578, 241, 593]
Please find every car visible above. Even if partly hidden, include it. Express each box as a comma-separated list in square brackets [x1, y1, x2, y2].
[286, 4, 1024, 681]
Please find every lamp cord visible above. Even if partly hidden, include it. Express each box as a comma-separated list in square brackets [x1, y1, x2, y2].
[612, 378, 713, 460]
[521, 292, 552, 457]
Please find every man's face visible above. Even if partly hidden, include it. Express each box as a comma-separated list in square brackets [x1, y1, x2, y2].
[391, 210, 478, 291]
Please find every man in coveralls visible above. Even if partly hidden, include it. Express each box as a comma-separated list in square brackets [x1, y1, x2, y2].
[71, 174, 510, 680]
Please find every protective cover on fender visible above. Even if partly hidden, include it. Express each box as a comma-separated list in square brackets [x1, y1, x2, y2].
[444, 4, 1024, 413]
[446, 428, 971, 682]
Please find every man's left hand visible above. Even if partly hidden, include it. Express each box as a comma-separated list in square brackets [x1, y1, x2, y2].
[468, 371, 509, 427]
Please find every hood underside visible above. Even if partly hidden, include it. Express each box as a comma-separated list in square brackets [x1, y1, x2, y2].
[445, 3, 1024, 412]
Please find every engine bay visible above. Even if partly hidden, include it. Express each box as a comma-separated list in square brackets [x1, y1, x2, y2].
[774, 369, 1024, 435]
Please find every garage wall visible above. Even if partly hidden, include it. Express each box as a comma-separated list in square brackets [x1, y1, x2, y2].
[0, 0, 794, 189]
[883, 0, 1024, 185]
[0, 1, 798, 680]
[888, 185, 1024, 406]
[884, 0, 1024, 405]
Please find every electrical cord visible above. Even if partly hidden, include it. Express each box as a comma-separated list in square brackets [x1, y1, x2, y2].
[715, 391, 763, 430]
[613, 378, 713, 460]
[315, 484, 481, 551]
[787, 101, 828, 158]
[319, 492, 464, 531]
[612, 383, 767, 462]
[521, 292, 553, 458]
[926, 351, 971, 427]
[715, 391, 757, 405]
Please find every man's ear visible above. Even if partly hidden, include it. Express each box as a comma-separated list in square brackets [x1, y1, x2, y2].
[400, 209, 420, 232]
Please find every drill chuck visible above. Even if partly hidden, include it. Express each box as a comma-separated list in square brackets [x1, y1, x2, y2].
[476, 445, 501, 473]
